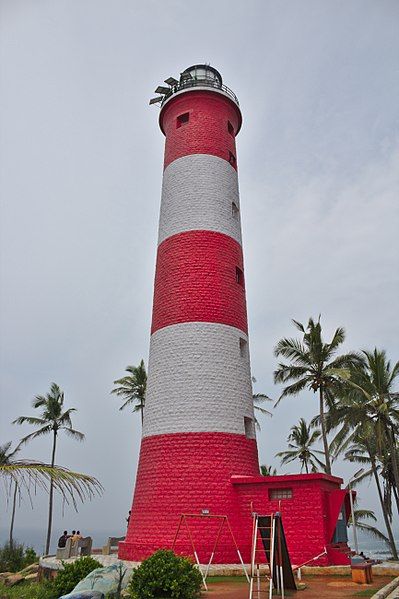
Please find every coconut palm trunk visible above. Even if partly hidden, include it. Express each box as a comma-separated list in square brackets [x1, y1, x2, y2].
[9, 481, 18, 548]
[45, 428, 57, 555]
[368, 450, 398, 559]
[319, 387, 331, 475]
[388, 426, 399, 510]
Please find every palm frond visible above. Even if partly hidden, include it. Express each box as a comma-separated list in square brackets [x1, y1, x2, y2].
[0, 461, 103, 511]
[274, 377, 309, 406]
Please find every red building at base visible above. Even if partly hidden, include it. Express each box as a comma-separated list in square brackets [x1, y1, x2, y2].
[118, 65, 352, 566]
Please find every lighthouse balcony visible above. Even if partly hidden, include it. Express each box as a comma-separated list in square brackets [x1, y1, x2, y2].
[161, 64, 239, 107]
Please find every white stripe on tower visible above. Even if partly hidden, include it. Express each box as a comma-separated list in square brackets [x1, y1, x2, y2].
[143, 322, 255, 438]
[158, 154, 241, 245]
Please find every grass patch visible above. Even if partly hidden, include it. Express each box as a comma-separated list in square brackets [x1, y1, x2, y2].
[207, 575, 247, 583]
[0, 580, 55, 599]
[354, 581, 394, 597]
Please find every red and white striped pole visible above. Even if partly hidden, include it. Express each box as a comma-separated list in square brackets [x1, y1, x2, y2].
[119, 65, 260, 563]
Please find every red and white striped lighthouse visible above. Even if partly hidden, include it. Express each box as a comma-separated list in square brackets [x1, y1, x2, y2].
[119, 65, 260, 563]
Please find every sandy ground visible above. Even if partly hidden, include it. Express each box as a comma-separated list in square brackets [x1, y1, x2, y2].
[205, 575, 395, 598]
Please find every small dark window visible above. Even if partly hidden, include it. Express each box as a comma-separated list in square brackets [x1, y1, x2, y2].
[236, 266, 244, 286]
[269, 488, 293, 500]
[244, 417, 254, 439]
[232, 202, 239, 219]
[239, 337, 247, 357]
[229, 151, 236, 166]
[228, 121, 235, 136]
[177, 112, 189, 128]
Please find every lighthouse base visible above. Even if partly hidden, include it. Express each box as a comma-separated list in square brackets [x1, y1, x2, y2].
[118, 432, 259, 563]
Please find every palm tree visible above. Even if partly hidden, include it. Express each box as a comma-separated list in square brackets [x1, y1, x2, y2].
[274, 317, 360, 474]
[330, 428, 398, 560]
[260, 464, 277, 476]
[276, 418, 325, 474]
[0, 442, 21, 547]
[348, 508, 390, 547]
[0, 450, 103, 548]
[111, 360, 147, 424]
[252, 377, 273, 430]
[344, 350, 399, 499]
[13, 383, 84, 554]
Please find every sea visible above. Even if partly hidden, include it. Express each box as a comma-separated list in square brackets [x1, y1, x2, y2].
[1, 527, 398, 561]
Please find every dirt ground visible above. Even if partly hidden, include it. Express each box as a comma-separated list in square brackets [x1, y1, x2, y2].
[205, 575, 395, 598]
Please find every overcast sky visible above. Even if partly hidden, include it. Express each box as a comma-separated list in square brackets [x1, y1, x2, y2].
[1, 0, 398, 551]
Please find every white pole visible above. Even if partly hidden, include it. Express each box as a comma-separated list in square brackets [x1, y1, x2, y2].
[236, 548, 250, 583]
[204, 552, 214, 580]
[269, 517, 275, 599]
[193, 550, 207, 591]
[348, 484, 359, 555]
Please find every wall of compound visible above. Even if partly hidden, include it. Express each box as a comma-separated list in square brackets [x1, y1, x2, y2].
[232, 475, 349, 567]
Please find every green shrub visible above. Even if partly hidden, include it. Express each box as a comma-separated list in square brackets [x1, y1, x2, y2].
[128, 549, 202, 599]
[0, 543, 37, 573]
[22, 546, 38, 567]
[53, 555, 102, 597]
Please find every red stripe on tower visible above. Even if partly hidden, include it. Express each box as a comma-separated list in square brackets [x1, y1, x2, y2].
[161, 90, 241, 170]
[151, 230, 248, 335]
[119, 65, 259, 564]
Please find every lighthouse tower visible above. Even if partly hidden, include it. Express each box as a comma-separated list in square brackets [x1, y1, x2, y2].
[119, 65, 260, 563]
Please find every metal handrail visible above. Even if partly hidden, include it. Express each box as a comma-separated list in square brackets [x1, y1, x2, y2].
[161, 78, 239, 106]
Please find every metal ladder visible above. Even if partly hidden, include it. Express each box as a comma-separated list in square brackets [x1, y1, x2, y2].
[249, 513, 276, 599]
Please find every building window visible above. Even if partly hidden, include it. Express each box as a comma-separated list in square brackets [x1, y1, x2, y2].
[177, 112, 189, 128]
[236, 266, 244, 286]
[269, 488, 293, 500]
[239, 337, 247, 357]
[244, 417, 254, 439]
[232, 202, 239, 219]
[228, 121, 235, 136]
[228, 151, 236, 166]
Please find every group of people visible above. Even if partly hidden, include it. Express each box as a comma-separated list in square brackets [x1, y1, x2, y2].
[57, 529, 83, 548]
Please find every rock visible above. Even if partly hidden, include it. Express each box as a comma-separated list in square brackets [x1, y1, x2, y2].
[4, 574, 24, 587]
[68, 564, 132, 596]
[19, 563, 39, 576]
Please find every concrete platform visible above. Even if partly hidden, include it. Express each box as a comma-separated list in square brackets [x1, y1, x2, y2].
[39, 553, 399, 578]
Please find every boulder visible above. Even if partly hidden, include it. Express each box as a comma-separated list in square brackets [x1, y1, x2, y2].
[4, 574, 24, 587]
[64, 563, 132, 597]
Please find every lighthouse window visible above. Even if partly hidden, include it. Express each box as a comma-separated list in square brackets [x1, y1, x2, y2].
[229, 151, 236, 166]
[239, 337, 247, 357]
[177, 112, 189, 128]
[244, 417, 254, 439]
[236, 266, 244, 286]
[269, 488, 293, 500]
[228, 121, 235, 137]
[232, 202, 239, 219]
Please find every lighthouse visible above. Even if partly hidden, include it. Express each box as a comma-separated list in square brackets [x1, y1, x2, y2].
[118, 65, 260, 563]
[118, 65, 353, 567]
